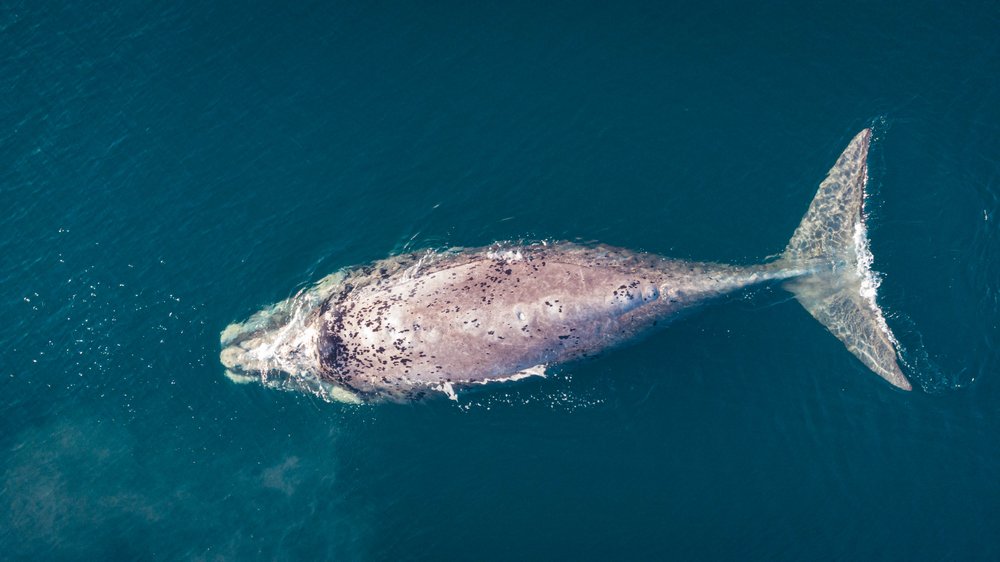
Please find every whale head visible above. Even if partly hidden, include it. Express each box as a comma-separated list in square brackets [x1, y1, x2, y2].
[219, 310, 316, 385]
[219, 276, 364, 404]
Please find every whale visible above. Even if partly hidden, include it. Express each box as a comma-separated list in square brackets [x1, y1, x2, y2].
[220, 129, 911, 403]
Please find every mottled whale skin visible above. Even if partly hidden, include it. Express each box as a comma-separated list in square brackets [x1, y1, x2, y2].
[220, 129, 911, 403]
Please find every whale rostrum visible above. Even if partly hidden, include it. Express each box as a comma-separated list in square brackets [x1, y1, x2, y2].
[220, 129, 910, 403]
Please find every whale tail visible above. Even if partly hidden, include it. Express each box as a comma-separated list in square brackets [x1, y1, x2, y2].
[778, 129, 911, 390]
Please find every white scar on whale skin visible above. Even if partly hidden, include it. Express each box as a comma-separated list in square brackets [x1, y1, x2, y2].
[220, 129, 911, 403]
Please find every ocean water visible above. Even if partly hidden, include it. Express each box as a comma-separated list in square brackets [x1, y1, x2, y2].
[2, 1, 998, 559]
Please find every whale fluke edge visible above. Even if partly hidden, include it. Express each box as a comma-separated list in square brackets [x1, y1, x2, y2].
[219, 129, 910, 403]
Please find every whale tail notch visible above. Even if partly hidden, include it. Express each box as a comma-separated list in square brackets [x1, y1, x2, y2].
[778, 129, 911, 390]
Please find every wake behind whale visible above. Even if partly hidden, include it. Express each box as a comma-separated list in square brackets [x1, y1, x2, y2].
[220, 129, 910, 403]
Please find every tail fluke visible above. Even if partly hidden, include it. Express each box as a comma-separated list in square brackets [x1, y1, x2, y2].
[780, 129, 911, 390]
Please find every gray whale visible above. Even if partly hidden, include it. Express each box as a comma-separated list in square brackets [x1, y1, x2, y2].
[220, 129, 910, 403]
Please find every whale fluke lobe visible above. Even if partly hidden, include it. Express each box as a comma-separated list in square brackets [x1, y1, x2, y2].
[780, 129, 910, 390]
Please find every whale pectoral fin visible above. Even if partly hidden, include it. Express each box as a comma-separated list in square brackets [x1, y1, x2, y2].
[324, 384, 364, 405]
[515, 364, 547, 379]
[437, 365, 549, 401]
[472, 365, 547, 386]
[436, 382, 459, 401]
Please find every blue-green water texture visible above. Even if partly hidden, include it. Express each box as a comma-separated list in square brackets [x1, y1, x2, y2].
[2, 1, 999, 559]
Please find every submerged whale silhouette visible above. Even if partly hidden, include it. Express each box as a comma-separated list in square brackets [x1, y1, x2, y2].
[220, 129, 910, 403]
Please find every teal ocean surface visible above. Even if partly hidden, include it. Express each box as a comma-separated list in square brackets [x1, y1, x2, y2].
[2, 1, 998, 559]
